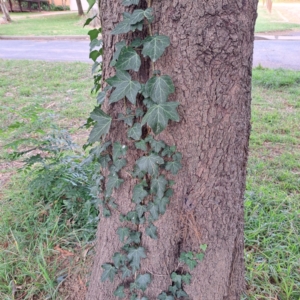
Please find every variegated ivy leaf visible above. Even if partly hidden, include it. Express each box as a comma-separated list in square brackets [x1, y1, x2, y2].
[88, 107, 112, 144]
[122, 0, 139, 6]
[142, 35, 170, 62]
[115, 47, 141, 72]
[150, 175, 168, 198]
[141, 102, 179, 135]
[136, 153, 164, 176]
[145, 75, 175, 103]
[135, 273, 151, 292]
[145, 223, 158, 239]
[110, 41, 126, 67]
[128, 123, 142, 140]
[129, 8, 154, 25]
[101, 264, 117, 282]
[106, 70, 141, 105]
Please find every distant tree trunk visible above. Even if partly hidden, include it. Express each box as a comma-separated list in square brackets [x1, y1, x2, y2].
[76, 0, 84, 16]
[87, 0, 258, 299]
[0, 0, 12, 22]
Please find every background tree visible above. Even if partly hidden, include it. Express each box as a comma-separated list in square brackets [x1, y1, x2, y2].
[87, 0, 258, 299]
[0, 0, 12, 23]
[76, 0, 84, 16]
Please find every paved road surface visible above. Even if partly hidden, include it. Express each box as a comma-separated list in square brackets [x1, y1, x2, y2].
[0, 40, 300, 70]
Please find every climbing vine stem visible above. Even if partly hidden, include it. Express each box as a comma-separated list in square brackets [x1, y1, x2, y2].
[84, 0, 207, 299]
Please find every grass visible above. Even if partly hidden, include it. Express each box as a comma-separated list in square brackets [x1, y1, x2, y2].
[255, 5, 300, 33]
[1, 60, 300, 299]
[0, 13, 90, 36]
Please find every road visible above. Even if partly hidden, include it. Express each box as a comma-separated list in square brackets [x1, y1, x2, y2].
[0, 39, 300, 70]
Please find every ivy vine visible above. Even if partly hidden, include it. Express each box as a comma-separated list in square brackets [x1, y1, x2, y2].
[84, 0, 207, 299]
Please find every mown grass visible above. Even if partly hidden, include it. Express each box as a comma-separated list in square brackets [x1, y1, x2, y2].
[255, 5, 300, 33]
[0, 60, 300, 299]
[0, 13, 90, 36]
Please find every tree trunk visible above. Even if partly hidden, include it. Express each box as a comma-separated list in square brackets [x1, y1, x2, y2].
[76, 0, 84, 16]
[87, 0, 258, 299]
[0, 0, 12, 22]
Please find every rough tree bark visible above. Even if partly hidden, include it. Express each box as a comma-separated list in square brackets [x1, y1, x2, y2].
[87, 0, 258, 299]
[0, 0, 12, 22]
[76, 0, 84, 16]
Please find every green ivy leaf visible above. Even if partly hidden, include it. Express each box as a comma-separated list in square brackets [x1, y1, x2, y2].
[135, 108, 144, 117]
[132, 165, 146, 179]
[97, 91, 106, 105]
[179, 252, 197, 270]
[106, 173, 124, 197]
[181, 273, 192, 285]
[118, 112, 134, 127]
[113, 252, 127, 268]
[107, 70, 141, 105]
[200, 244, 208, 252]
[89, 50, 101, 62]
[145, 75, 174, 103]
[176, 289, 189, 298]
[121, 265, 132, 279]
[113, 142, 128, 161]
[145, 223, 158, 239]
[111, 14, 132, 35]
[127, 230, 141, 244]
[129, 8, 153, 25]
[103, 207, 111, 218]
[168, 285, 178, 296]
[161, 145, 176, 157]
[142, 35, 170, 62]
[147, 202, 159, 220]
[114, 285, 126, 298]
[110, 41, 126, 67]
[84, 14, 97, 27]
[136, 204, 147, 218]
[147, 137, 166, 153]
[135, 139, 147, 151]
[136, 153, 164, 176]
[128, 123, 142, 140]
[141, 102, 179, 135]
[88, 28, 100, 41]
[122, 0, 139, 6]
[165, 160, 182, 175]
[130, 37, 143, 48]
[150, 175, 168, 198]
[154, 196, 169, 215]
[99, 154, 111, 168]
[88, 107, 112, 144]
[195, 253, 205, 261]
[87, 0, 96, 13]
[117, 227, 130, 243]
[127, 247, 146, 271]
[101, 264, 117, 282]
[135, 273, 151, 291]
[115, 47, 141, 72]
[158, 293, 174, 300]
[171, 272, 182, 288]
[132, 182, 148, 204]
[110, 158, 127, 172]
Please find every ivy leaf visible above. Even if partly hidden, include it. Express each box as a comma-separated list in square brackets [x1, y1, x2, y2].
[118, 112, 134, 127]
[132, 182, 148, 204]
[147, 202, 159, 220]
[110, 41, 126, 67]
[165, 160, 182, 175]
[103, 207, 111, 218]
[107, 70, 141, 105]
[150, 175, 168, 198]
[130, 37, 143, 48]
[92, 61, 100, 74]
[127, 247, 146, 271]
[195, 253, 205, 261]
[135, 204, 147, 218]
[97, 91, 106, 105]
[128, 123, 142, 140]
[89, 50, 101, 62]
[154, 196, 169, 215]
[135, 139, 147, 151]
[126, 210, 140, 225]
[171, 272, 182, 288]
[117, 227, 130, 243]
[115, 47, 141, 72]
[106, 173, 124, 197]
[110, 158, 127, 172]
[99, 154, 111, 168]
[142, 35, 170, 62]
[121, 265, 132, 279]
[101, 264, 117, 282]
[158, 293, 174, 300]
[141, 102, 179, 135]
[87, 0, 96, 13]
[129, 8, 153, 25]
[84, 14, 97, 27]
[200, 244, 208, 252]
[135, 273, 151, 291]
[89, 141, 111, 157]
[114, 285, 126, 298]
[136, 108, 144, 117]
[145, 223, 158, 239]
[111, 15, 132, 35]
[88, 107, 112, 144]
[113, 142, 128, 161]
[168, 285, 178, 296]
[122, 0, 139, 6]
[148, 138, 166, 153]
[145, 75, 174, 103]
[181, 273, 192, 285]
[136, 153, 164, 176]
[88, 28, 100, 41]
[127, 230, 141, 244]
[179, 252, 198, 270]
[176, 289, 189, 298]
[113, 252, 127, 268]
[161, 145, 176, 157]
[132, 165, 146, 179]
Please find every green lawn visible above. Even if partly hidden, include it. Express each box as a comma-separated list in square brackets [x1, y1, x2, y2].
[0, 13, 90, 36]
[0, 60, 300, 299]
[255, 5, 300, 33]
